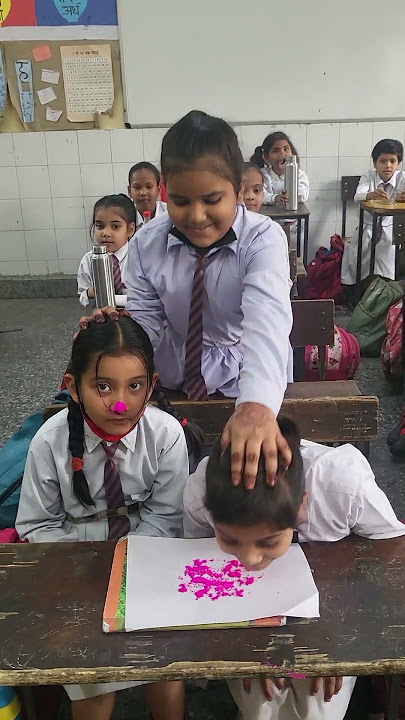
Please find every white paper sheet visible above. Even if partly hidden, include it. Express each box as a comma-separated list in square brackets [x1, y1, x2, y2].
[125, 537, 319, 631]
[41, 69, 60, 85]
[37, 87, 57, 105]
[46, 107, 63, 122]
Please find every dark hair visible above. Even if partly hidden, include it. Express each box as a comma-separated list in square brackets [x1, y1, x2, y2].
[205, 417, 304, 530]
[250, 131, 300, 168]
[128, 162, 161, 187]
[161, 110, 244, 194]
[68, 315, 204, 507]
[91, 194, 136, 237]
[372, 139, 404, 163]
[243, 162, 264, 182]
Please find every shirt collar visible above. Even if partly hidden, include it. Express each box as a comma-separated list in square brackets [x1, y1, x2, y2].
[84, 419, 138, 454]
[167, 205, 243, 255]
[112, 242, 129, 261]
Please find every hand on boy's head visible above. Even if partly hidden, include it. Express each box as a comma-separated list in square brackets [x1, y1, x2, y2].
[243, 677, 286, 701]
[79, 306, 128, 330]
[221, 403, 292, 489]
[311, 677, 343, 702]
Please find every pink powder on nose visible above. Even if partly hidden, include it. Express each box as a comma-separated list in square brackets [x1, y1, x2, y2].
[178, 557, 263, 601]
[111, 401, 127, 414]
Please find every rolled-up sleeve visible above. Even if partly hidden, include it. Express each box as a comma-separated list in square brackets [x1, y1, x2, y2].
[237, 224, 292, 414]
[298, 170, 310, 203]
[125, 236, 166, 348]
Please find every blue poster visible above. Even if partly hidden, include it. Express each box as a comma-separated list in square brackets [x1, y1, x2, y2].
[34, 0, 117, 25]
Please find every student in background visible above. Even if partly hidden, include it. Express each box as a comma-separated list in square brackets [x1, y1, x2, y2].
[16, 315, 202, 720]
[83, 110, 293, 487]
[128, 161, 167, 230]
[77, 194, 135, 308]
[250, 131, 310, 206]
[242, 162, 265, 212]
[184, 418, 405, 720]
[341, 139, 405, 289]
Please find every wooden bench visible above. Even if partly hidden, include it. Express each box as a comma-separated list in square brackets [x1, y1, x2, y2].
[291, 299, 335, 381]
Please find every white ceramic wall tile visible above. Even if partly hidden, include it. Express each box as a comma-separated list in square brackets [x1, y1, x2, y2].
[307, 124, 339, 157]
[300, 158, 307, 172]
[307, 221, 338, 260]
[0, 134, 15, 166]
[59, 258, 82, 274]
[21, 199, 54, 231]
[339, 123, 372, 157]
[0, 167, 19, 200]
[28, 260, 60, 275]
[45, 131, 79, 165]
[56, 228, 88, 260]
[306, 190, 338, 222]
[0, 199, 23, 231]
[49, 165, 82, 198]
[52, 197, 85, 229]
[83, 196, 99, 230]
[239, 125, 272, 161]
[233, 126, 243, 151]
[338, 156, 369, 178]
[306, 157, 339, 190]
[17, 166, 51, 200]
[13, 133, 47, 166]
[283, 124, 307, 158]
[25, 229, 57, 260]
[0, 231, 27, 261]
[0, 260, 29, 275]
[113, 163, 130, 194]
[78, 130, 112, 165]
[142, 127, 167, 163]
[110, 128, 143, 163]
[372, 121, 405, 144]
[81, 163, 114, 197]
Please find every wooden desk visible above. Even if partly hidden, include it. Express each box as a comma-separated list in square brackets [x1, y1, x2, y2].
[260, 203, 310, 267]
[356, 200, 405, 294]
[0, 536, 404, 720]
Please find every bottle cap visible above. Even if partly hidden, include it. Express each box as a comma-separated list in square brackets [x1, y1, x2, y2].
[285, 155, 297, 165]
[92, 245, 108, 254]
[143, 211, 151, 221]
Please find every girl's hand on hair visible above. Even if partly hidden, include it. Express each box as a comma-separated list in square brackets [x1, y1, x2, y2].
[79, 307, 130, 330]
[243, 677, 286, 701]
[221, 402, 292, 489]
[275, 192, 288, 206]
[311, 677, 343, 702]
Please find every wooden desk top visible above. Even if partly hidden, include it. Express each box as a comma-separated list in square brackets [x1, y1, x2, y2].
[1, 536, 404, 686]
[361, 200, 405, 215]
[260, 202, 310, 220]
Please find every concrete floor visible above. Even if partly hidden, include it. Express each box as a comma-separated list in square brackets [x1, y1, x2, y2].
[1, 298, 403, 719]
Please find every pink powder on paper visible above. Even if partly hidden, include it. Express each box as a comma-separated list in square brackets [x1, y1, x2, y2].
[178, 557, 263, 601]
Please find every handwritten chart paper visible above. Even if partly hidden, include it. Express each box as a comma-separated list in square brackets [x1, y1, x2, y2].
[125, 537, 319, 631]
[60, 44, 114, 122]
[15, 60, 34, 123]
[0, 48, 7, 116]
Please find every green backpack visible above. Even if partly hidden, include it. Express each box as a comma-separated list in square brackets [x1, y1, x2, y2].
[346, 278, 403, 357]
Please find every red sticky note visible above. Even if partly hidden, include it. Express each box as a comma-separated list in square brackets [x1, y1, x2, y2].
[32, 46, 52, 63]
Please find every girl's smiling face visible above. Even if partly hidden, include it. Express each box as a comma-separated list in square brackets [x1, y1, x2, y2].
[166, 155, 242, 248]
[264, 139, 292, 176]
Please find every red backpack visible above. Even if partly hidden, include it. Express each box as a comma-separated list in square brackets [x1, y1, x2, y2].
[305, 325, 360, 381]
[381, 297, 405, 384]
[306, 235, 344, 302]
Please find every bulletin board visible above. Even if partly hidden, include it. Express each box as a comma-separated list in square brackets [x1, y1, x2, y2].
[0, 0, 117, 29]
[2, 39, 122, 131]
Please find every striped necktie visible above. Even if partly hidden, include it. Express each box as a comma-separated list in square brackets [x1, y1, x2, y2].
[376, 183, 391, 243]
[184, 255, 209, 401]
[103, 442, 130, 541]
[111, 253, 126, 294]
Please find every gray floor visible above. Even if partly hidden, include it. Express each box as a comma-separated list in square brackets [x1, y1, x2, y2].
[1, 298, 403, 718]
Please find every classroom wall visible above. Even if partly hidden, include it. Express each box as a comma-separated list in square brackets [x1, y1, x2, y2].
[1, 118, 405, 277]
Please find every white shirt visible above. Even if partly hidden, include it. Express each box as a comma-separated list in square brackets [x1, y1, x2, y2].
[183, 441, 405, 542]
[77, 242, 130, 308]
[262, 166, 310, 205]
[135, 200, 167, 231]
[126, 206, 292, 415]
[16, 405, 189, 543]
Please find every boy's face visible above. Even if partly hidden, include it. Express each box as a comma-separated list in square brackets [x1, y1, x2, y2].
[374, 153, 400, 182]
[214, 522, 294, 571]
[128, 169, 160, 215]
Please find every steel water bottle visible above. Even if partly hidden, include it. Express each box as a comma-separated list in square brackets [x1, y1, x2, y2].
[91, 245, 115, 308]
[285, 155, 298, 211]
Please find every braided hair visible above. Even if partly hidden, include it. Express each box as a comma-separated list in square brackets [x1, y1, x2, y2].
[68, 315, 204, 506]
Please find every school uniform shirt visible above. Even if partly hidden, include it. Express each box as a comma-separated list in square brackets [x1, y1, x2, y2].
[262, 165, 310, 205]
[77, 241, 129, 308]
[135, 200, 167, 231]
[126, 205, 293, 416]
[16, 405, 188, 543]
[341, 169, 405, 284]
[183, 440, 405, 542]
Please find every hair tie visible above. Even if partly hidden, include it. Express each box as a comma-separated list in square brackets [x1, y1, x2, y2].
[72, 457, 84, 472]
[180, 418, 189, 427]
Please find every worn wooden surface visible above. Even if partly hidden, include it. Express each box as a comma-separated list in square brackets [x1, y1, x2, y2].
[361, 200, 405, 215]
[290, 299, 335, 348]
[260, 202, 310, 220]
[1, 536, 405, 686]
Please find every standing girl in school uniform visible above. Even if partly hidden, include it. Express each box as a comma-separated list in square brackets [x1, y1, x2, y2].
[250, 131, 310, 206]
[184, 417, 405, 720]
[127, 161, 167, 231]
[84, 110, 293, 486]
[77, 194, 136, 308]
[341, 138, 405, 288]
[16, 315, 202, 720]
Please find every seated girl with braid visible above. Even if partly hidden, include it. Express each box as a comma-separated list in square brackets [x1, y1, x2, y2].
[16, 315, 202, 720]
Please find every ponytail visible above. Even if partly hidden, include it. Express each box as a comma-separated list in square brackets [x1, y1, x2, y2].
[152, 379, 205, 460]
[250, 145, 264, 168]
[67, 399, 95, 507]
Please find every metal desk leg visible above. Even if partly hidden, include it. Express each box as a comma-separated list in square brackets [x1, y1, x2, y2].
[387, 674, 401, 720]
[297, 218, 302, 258]
[303, 216, 309, 268]
[369, 215, 379, 277]
[395, 245, 400, 280]
[355, 207, 365, 302]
